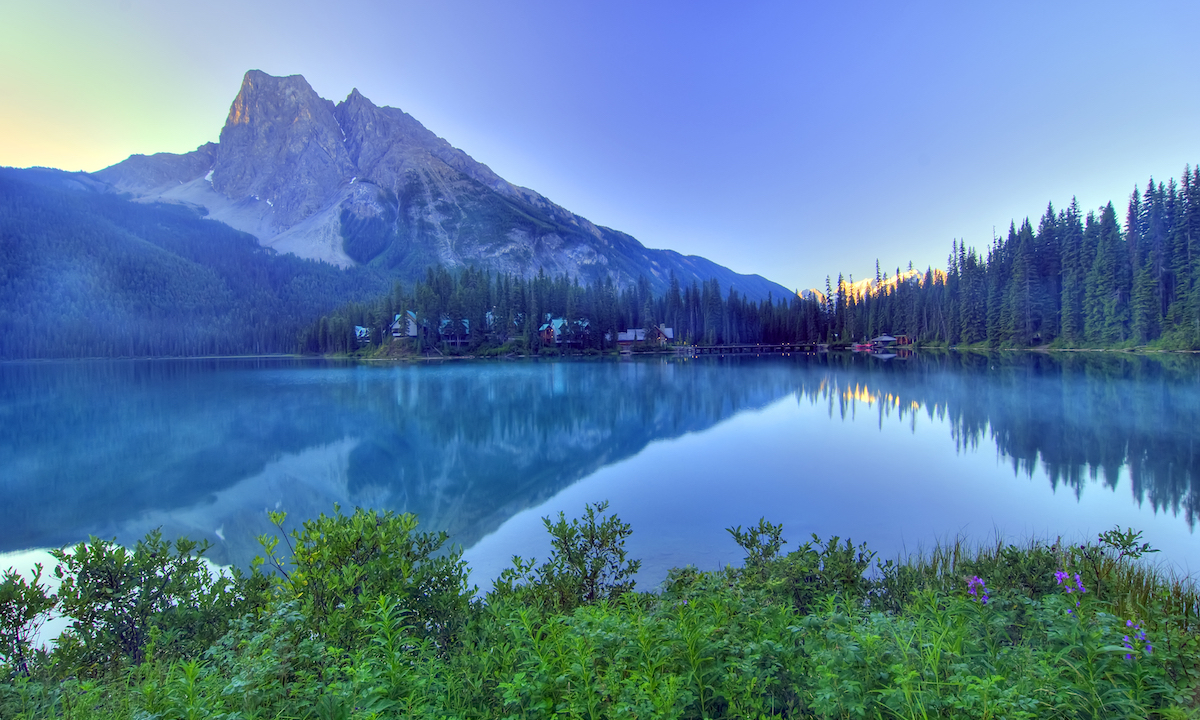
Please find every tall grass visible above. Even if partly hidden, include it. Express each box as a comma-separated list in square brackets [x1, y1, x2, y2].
[884, 530, 1200, 625]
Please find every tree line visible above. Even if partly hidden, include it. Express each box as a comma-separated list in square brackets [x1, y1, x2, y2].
[824, 165, 1200, 348]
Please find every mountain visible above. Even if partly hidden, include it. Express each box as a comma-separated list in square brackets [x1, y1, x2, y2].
[95, 70, 791, 301]
[801, 267, 941, 305]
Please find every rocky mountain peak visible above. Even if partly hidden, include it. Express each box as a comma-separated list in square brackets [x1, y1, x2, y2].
[332, 87, 394, 173]
[222, 70, 327, 127]
[212, 70, 353, 226]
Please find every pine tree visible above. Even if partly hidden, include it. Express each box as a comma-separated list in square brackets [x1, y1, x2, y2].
[1033, 203, 1061, 342]
[1082, 212, 1103, 342]
[959, 247, 986, 344]
[1131, 254, 1159, 343]
[1004, 221, 1038, 345]
[1087, 203, 1129, 344]
[1059, 199, 1085, 344]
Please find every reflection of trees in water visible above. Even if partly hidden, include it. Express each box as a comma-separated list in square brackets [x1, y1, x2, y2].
[337, 358, 801, 547]
[790, 352, 1200, 528]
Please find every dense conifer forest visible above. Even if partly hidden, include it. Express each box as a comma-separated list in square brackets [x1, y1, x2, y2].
[811, 165, 1200, 348]
[310, 164, 1200, 354]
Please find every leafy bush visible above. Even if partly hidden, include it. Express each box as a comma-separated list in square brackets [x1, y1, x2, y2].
[728, 517, 787, 568]
[728, 518, 876, 613]
[50, 531, 242, 673]
[491, 500, 641, 612]
[256, 505, 472, 651]
[207, 599, 329, 715]
[0, 565, 55, 677]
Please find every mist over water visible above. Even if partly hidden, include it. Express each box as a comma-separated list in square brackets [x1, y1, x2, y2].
[1, 352, 1197, 586]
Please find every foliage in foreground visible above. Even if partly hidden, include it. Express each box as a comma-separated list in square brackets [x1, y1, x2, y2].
[2, 503, 1199, 719]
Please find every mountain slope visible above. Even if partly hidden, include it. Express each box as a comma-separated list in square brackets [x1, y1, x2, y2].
[0, 167, 386, 359]
[95, 70, 792, 301]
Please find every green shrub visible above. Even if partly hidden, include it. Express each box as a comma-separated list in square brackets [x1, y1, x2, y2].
[728, 518, 876, 613]
[490, 500, 641, 612]
[256, 506, 472, 652]
[0, 564, 55, 677]
[50, 531, 241, 673]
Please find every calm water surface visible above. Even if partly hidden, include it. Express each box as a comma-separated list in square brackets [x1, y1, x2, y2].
[2, 352, 1197, 587]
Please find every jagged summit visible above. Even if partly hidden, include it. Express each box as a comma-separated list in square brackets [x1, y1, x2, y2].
[94, 70, 791, 300]
[213, 71, 352, 227]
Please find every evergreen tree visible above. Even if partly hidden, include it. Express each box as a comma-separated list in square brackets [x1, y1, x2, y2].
[1033, 203, 1061, 342]
[959, 247, 986, 344]
[1004, 222, 1028, 344]
[1059, 199, 1085, 344]
[1088, 203, 1129, 344]
[1131, 255, 1159, 343]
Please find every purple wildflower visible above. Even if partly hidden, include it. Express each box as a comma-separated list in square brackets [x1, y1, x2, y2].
[1121, 619, 1152, 659]
[967, 576, 990, 605]
[1055, 569, 1086, 595]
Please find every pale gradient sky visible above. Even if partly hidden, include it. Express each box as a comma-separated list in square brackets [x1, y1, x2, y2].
[2, 0, 1197, 292]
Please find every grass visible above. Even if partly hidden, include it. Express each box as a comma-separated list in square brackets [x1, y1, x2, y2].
[882, 530, 1199, 624]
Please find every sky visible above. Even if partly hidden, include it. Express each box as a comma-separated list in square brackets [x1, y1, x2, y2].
[2, 0, 1198, 293]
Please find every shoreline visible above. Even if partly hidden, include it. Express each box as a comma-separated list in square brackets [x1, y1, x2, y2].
[4, 346, 1200, 364]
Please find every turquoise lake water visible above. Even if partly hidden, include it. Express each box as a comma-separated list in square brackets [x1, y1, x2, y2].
[2, 352, 1197, 589]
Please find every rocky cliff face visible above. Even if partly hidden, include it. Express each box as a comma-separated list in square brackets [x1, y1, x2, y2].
[212, 71, 353, 228]
[96, 70, 790, 300]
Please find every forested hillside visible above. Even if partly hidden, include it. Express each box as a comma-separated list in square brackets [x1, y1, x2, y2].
[0, 168, 387, 359]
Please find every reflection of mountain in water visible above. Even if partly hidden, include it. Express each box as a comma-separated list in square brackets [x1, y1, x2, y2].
[0, 359, 357, 551]
[791, 352, 1200, 528]
[0, 358, 800, 566]
[340, 359, 798, 556]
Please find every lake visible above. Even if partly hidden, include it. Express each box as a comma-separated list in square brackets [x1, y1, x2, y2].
[2, 352, 1198, 589]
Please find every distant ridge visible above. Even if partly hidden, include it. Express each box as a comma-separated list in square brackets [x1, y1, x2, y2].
[95, 70, 793, 301]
